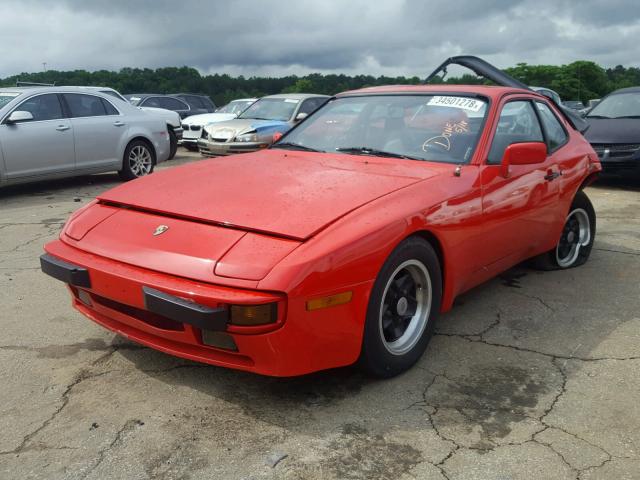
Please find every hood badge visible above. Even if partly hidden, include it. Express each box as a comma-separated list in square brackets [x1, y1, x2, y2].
[153, 225, 169, 236]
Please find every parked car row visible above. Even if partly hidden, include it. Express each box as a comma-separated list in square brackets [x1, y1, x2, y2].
[197, 93, 329, 156]
[181, 98, 257, 151]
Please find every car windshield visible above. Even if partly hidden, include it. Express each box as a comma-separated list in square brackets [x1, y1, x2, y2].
[588, 92, 640, 119]
[217, 100, 254, 115]
[0, 92, 20, 108]
[274, 94, 489, 164]
[238, 98, 298, 121]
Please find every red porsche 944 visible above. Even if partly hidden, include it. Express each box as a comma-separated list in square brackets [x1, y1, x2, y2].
[42, 58, 601, 377]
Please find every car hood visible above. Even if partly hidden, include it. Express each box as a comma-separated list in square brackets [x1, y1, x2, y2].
[584, 118, 640, 144]
[202, 118, 290, 137]
[97, 150, 436, 240]
[182, 112, 237, 125]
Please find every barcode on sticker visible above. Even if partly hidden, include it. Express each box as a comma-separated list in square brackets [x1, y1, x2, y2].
[427, 96, 484, 112]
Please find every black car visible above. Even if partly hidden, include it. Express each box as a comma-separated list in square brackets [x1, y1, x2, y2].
[585, 87, 640, 176]
[172, 93, 216, 115]
[125, 94, 192, 119]
[564, 100, 585, 111]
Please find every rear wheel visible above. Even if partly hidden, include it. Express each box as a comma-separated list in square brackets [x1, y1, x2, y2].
[358, 237, 442, 377]
[118, 140, 155, 181]
[530, 190, 596, 270]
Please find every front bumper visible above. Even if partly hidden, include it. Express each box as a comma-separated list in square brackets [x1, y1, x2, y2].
[591, 143, 640, 174]
[181, 125, 202, 145]
[173, 126, 183, 141]
[41, 240, 368, 376]
[197, 138, 268, 157]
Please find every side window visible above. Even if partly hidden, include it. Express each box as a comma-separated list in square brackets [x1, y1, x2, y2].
[101, 98, 120, 116]
[487, 100, 544, 164]
[15, 94, 64, 122]
[141, 97, 161, 108]
[536, 102, 568, 152]
[201, 96, 216, 109]
[63, 94, 107, 118]
[157, 97, 188, 111]
[181, 96, 204, 109]
[298, 98, 325, 116]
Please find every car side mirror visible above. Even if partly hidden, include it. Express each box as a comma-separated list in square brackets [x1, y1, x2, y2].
[6, 111, 34, 124]
[501, 142, 547, 177]
[295, 112, 308, 122]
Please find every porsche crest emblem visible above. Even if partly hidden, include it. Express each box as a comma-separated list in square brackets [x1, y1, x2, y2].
[153, 225, 169, 236]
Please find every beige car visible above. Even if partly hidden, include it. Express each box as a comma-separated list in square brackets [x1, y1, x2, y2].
[198, 93, 328, 156]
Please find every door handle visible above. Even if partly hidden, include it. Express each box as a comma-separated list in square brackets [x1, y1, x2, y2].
[113, 121, 126, 127]
[544, 171, 562, 181]
[55, 125, 70, 131]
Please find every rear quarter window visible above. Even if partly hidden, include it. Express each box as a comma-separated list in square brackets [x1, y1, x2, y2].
[536, 102, 568, 152]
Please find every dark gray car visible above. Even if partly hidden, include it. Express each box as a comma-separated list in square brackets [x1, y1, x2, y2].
[126, 94, 192, 119]
[585, 86, 640, 176]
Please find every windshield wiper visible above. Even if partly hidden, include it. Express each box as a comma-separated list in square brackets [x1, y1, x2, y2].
[613, 115, 640, 119]
[335, 147, 422, 161]
[586, 115, 611, 119]
[272, 142, 322, 152]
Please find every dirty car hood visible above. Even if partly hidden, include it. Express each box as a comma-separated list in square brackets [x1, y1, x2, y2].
[202, 118, 289, 137]
[98, 150, 435, 240]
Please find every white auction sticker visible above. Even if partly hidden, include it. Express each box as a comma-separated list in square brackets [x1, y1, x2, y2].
[284, 99, 300, 103]
[427, 96, 485, 112]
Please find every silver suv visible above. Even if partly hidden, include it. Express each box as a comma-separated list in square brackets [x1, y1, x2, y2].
[0, 86, 170, 187]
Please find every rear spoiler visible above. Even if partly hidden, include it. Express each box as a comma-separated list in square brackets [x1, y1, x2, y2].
[425, 55, 589, 134]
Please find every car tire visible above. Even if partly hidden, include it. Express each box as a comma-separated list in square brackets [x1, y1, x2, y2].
[168, 129, 178, 160]
[530, 190, 596, 270]
[118, 140, 155, 181]
[358, 236, 442, 378]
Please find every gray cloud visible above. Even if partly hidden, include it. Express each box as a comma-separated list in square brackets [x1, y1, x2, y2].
[2, 0, 639, 78]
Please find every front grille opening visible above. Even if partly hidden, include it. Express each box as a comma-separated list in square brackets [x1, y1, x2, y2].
[89, 292, 184, 331]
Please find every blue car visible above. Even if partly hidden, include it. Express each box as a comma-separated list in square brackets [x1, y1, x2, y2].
[198, 94, 328, 156]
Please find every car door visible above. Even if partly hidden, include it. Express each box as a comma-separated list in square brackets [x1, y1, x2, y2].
[534, 100, 575, 241]
[0, 93, 75, 179]
[479, 98, 562, 273]
[63, 93, 125, 171]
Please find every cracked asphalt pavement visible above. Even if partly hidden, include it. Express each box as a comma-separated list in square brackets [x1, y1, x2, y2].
[1, 151, 639, 479]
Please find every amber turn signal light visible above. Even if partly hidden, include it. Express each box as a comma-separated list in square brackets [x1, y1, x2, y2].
[306, 291, 353, 311]
[230, 303, 278, 326]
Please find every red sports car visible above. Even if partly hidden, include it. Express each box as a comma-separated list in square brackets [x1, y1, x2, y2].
[42, 58, 601, 377]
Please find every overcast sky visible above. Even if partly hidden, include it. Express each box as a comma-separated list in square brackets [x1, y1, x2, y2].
[3, 0, 639, 78]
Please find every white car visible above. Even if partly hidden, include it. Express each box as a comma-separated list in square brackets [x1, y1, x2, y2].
[181, 98, 257, 150]
[76, 87, 183, 159]
[0, 86, 170, 186]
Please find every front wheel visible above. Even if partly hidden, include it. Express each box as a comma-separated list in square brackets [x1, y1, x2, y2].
[358, 237, 442, 378]
[530, 190, 596, 270]
[119, 140, 155, 181]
